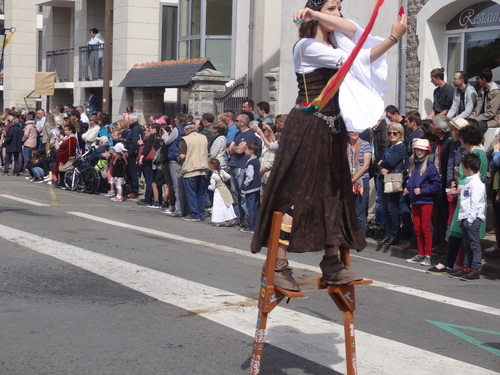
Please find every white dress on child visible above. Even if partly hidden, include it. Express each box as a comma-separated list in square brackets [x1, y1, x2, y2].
[209, 170, 236, 223]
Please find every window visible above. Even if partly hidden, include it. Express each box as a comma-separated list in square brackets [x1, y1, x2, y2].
[161, 5, 178, 61]
[465, 30, 500, 81]
[445, 1, 500, 84]
[178, 0, 233, 77]
[37, 30, 43, 72]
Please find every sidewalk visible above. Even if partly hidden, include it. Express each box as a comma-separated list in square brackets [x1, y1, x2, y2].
[364, 233, 500, 280]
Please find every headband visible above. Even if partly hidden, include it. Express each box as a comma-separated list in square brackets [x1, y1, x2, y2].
[310, 0, 329, 7]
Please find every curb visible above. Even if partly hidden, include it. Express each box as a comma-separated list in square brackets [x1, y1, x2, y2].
[364, 237, 500, 280]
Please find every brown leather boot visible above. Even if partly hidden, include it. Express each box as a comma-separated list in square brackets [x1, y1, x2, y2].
[320, 255, 363, 285]
[269, 258, 301, 292]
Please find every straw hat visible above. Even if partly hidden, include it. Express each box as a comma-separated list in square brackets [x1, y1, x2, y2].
[413, 138, 431, 151]
[450, 118, 469, 129]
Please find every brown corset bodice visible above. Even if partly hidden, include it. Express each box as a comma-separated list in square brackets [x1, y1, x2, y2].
[295, 68, 340, 116]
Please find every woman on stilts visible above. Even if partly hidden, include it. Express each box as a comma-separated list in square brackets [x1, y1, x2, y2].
[250, 0, 407, 291]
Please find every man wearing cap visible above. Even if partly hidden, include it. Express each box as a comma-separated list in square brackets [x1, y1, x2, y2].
[447, 71, 477, 121]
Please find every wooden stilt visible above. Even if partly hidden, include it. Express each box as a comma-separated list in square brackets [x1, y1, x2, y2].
[249, 212, 304, 375]
[249, 212, 371, 375]
[317, 248, 372, 375]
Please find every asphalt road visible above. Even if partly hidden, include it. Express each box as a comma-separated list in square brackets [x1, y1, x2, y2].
[0, 175, 499, 374]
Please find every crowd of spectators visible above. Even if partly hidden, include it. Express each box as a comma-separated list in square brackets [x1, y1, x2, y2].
[1, 80, 500, 278]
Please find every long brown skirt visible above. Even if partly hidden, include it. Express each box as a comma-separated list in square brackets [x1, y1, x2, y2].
[250, 107, 366, 253]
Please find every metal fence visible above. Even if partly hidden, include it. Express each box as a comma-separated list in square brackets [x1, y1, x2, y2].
[213, 74, 248, 115]
[79, 44, 107, 81]
[46, 48, 74, 82]
[163, 102, 187, 120]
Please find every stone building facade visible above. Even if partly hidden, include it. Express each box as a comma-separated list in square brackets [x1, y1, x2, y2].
[406, 0, 429, 112]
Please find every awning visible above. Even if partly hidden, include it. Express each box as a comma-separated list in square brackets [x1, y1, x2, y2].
[118, 58, 216, 88]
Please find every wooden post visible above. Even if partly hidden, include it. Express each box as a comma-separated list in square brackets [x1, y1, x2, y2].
[102, 0, 112, 114]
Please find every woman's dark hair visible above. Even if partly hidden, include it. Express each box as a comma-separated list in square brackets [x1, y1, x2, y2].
[299, 0, 341, 38]
[99, 112, 110, 125]
[267, 122, 278, 134]
[459, 124, 483, 146]
[65, 124, 76, 133]
[420, 119, 436, 142]
[465, 117, 480, 130]
[149, 123, 160, 133]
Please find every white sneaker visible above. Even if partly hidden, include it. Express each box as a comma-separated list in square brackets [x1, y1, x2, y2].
[485, 245, 498, 254]
[406, 255, 424, 264]
[420, 256, 432, 266]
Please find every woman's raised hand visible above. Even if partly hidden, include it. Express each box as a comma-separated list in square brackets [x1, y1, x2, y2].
[391, 14, 407, 41]
[293, 8, 317, 24]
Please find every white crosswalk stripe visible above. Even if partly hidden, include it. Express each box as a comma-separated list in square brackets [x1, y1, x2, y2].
[0, 223, 497, 374]
[70, 211, 500, 317]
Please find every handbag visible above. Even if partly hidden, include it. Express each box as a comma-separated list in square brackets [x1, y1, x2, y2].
[59, 156, 76, 172]
[384, 173, 403, 193]
[138, 144, 156, 161]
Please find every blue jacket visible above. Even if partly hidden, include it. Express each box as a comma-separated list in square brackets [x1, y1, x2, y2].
[379, 142, 407, 175]
[241, 157, 261, 194]
[405, 159, 441, 205]
[167, 124, 186, 161]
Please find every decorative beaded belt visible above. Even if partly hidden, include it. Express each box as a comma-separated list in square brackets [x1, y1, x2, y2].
[294, 105, 341, 134]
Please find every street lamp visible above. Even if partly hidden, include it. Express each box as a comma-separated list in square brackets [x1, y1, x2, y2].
[0, 27, 15, 71]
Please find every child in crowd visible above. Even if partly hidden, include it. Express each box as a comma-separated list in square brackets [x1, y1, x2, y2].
[448, 153, 486, 281]
[403, 139, 442, 266]
[241, 141, 261, 234]
[111, 128, 124, 146]
[208, 158, 236, 227]
[25, 150, 49, 183]
[45, 144, 58, 185]
[110, 143, 128, 202]
[105, 135, 126, 197]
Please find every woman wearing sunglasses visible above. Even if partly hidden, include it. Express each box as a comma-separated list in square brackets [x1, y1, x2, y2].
[378, 122, 407, 245]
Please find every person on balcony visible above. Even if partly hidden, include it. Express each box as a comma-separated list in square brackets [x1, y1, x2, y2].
[88, 28, 104, 80]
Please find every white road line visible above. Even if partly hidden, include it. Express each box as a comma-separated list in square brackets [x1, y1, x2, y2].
[352, 252, 427, 273]
[0, 194, 50, 207]
[0, 224, 496, 375]
[69, 211, 500, 317]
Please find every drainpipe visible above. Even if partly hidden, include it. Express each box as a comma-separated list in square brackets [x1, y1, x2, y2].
[398, 0, 408, 114]
[247, 0, 255, 98]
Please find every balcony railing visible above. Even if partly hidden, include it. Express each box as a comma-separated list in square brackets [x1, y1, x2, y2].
[46, 48, 74, 82]
[79, 44, 111, 81]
